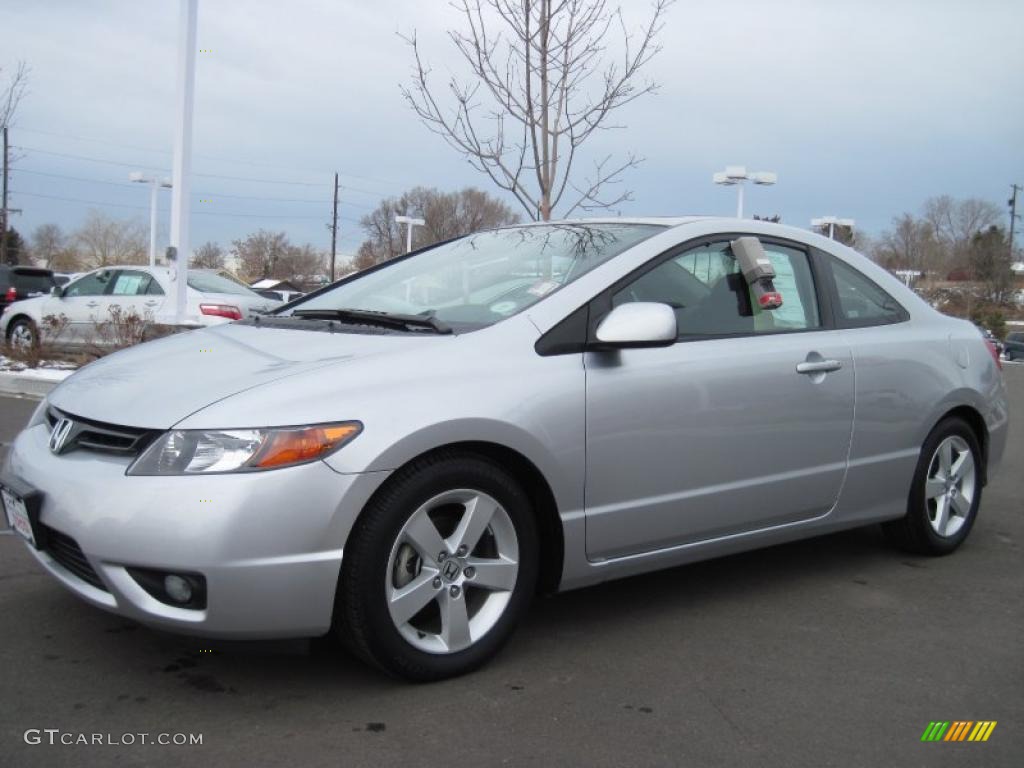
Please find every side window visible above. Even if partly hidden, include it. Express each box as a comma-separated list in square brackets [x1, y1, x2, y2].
[611, 240, 820, 338]
[64, 270, 114, 297]
[110, 270, 163, 296]
[828, 258, 905, 326]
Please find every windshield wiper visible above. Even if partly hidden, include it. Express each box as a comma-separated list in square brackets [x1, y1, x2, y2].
[291, 308, 452, 334]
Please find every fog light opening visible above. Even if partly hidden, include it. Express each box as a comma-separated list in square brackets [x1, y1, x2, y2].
[126, 567, 207, 610]
[164, 574, 193, 604]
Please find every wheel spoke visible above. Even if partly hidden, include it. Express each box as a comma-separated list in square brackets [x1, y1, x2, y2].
[932, 495, 950, 536]
[403, 509, 446, 565]
[440, 591, 471, 651]
[924, 478, 946, 500]
[950, 489, 971, 518]
[938, 441, 953, 475]
[949, 450, 970, 481]
[449, 493, 498, 554]
[388, 570, 439, 626]
[466, 556, 518, 591]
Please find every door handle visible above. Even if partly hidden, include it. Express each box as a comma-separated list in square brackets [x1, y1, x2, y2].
[86, 301, 99, 308]
[796, 359, 843, 375]
[144, 300, 158, 307]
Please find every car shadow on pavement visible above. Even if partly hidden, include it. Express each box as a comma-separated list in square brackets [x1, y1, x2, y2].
[41, 523, 909, 693]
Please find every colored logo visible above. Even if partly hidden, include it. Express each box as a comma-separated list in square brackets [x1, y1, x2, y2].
[921, 721, 997, 742]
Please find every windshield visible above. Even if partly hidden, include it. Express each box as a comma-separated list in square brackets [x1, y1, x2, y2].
[293, 223, 662, 330]
[188, 271, 260, 297]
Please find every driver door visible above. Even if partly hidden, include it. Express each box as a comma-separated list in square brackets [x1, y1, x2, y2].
[585, 238, 855, 560]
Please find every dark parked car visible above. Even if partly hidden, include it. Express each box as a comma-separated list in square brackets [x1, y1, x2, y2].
[0, 266, 57, 314]
[1004, 331, 1024, 361]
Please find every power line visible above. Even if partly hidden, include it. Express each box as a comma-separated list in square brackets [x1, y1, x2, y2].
[18, 145, 391, 197]
[13, 190, 363, 222]
[15, 126, 402, 187]
[11, 166, 375, 208]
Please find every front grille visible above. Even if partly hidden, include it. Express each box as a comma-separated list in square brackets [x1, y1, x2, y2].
[46, 408, 157, 457]
[41, 525, 108, 592]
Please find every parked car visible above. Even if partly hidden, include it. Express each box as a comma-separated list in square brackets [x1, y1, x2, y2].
[256, 288, 305, 303]
[1, 266, 281, 350]
[1004, 331, 1024, 361]
[1, 218, 1008, 681]
[0, 265, 57, 315]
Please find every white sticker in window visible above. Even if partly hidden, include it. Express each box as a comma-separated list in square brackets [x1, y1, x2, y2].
[527, 280, 559, 297]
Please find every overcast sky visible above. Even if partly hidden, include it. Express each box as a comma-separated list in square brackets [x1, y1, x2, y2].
[3, 0, 1023, 257]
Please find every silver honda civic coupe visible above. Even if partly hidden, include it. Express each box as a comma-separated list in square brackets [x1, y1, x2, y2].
[1, 217, 1008, 680]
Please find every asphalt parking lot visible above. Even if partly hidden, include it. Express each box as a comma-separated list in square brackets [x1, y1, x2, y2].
[1, 369, 1022, 767]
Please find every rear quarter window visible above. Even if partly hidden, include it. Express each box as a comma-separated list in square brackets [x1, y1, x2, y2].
[12, 270, 57, 295]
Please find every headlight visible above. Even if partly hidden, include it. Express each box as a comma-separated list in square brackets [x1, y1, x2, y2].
[127, 422, 362, 476]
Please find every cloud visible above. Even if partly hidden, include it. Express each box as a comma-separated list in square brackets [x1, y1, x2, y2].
[3, 0, 1022, 252]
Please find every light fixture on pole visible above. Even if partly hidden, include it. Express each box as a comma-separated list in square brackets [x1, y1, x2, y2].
[129, 172, 172, 266]
[395, 214, 425, 254]
[712, 166, 777, 218]
[811, 216, 855, 241]
[169, 0, 198, 323]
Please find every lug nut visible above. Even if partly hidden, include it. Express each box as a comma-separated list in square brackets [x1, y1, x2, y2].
[432, 577, 443, 589]
[456, 545, 468, 557]
[449, 585, 461, 598]
[464, 566, 476, 579]
[438, 551, 448, 562]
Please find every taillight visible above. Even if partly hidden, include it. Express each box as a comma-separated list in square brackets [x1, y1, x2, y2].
[4, 287, 15, 303]
[984, 340, 1002, 371]
[199, 304, 242, 320]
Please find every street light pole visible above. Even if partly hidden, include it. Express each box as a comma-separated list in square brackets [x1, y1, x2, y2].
[712, 166, 777, 219]
[130, 172, 172, 266]
[395, 214, 425, 254]
[170, 0, 198, 323]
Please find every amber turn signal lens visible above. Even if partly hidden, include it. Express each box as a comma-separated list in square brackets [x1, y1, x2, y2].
[251, 423, 361, 469]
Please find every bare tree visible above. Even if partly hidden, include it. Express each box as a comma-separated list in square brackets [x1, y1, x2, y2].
[30, 223, 64, 266]
[401, 0, 673, 221]
[0, 61, 28, 130]
[873, 213, 937, 273]
[923, 195, 1002, 271]
[191, 241, 226, 269]
[356, 186, 520, 268]
[231, 230, 325, 282]
[74, 210, 147, 268]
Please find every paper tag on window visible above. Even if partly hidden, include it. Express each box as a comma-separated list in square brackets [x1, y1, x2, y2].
[527, 280, 558, 297]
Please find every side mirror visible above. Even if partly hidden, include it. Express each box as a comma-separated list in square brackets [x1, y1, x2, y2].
[51, 285, 64, 298]
[593, 302, 677, 348]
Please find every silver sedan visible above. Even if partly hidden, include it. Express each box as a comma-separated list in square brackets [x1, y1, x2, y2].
[1, 218, 1008, 680]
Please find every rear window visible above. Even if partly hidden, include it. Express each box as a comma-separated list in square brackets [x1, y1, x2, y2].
[187, 271, 258, 297]
[11, 270, 56, 295]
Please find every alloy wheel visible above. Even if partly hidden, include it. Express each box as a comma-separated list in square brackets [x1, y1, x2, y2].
[924, 435, 976, 538]
[385, 489, 519, 654]
[9, 323, 35, 349]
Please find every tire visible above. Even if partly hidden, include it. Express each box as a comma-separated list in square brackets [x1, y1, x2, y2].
[882, 417, 983, 555]
[6, 317, 38, 350]
[336, 451, 539, 681]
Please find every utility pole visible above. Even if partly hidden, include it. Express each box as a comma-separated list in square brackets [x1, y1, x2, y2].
[330, 172, 339, 281]
[1, 126, 8, 265]
[1009, 183, 1021, 261]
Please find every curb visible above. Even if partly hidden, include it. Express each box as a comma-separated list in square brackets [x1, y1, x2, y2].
[0, 372, 66, 399]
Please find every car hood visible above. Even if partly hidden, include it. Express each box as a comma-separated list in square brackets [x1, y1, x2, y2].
[47, 322, 451, 429]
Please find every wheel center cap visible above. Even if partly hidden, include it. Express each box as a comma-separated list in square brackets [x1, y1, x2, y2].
[441, 559, 462, 583]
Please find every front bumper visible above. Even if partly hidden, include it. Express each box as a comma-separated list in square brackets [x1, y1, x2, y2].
[3, 421, 389, 638]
